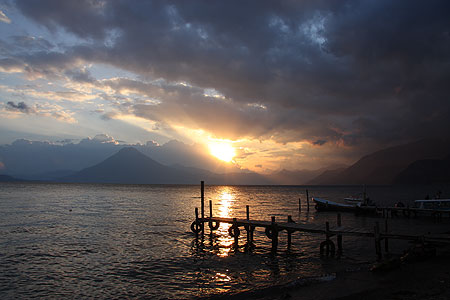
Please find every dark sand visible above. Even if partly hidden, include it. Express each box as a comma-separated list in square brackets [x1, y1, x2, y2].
[208, 248, 450, 300]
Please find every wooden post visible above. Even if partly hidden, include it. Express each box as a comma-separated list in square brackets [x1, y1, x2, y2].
[384, 219, 389, 254]
[337, 214, 343, 256]
[200, 181, 205, 222]
[209, 200, 213, 234]
[363, 185, 367, 206]
[271, 216, 278, 252]
[233, 217, 239, 248]
[325, 221, 330, 255]
[246, 205, 251, 246]
[306, 189, 310, 211]
[298, 198, 302, 212]
[325, 221, 330, 240]
[374, 222, 382, 261]
[209, 200, 213, 218]
[195, 207, 199, 238]
[287, 215, 293, 249]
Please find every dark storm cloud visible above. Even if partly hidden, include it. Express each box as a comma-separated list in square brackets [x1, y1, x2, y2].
[6, 101, 33, 113]
[312, 140, 327, 146]
[11, 0, 450, 149]
[65, 68, 95, 83]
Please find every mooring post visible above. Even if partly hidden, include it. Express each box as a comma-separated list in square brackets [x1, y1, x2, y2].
[209, 200, 213, 218]
[384, 219, 389, 254]
[200, 181, 205, 222]
[271, 216, 278, 252]
[325, 221, 330, 255]
[195, 207, 199, 238]
[374, 221, 382, 261]
[325, 221, 330, 241]
[306, 189, 310, 211]
[337, 214, 343, 256]
[298, 198, 302, 212]
[246, 205, 251, 246]
[325, 222, 332, 256]
[209, 200, 213, 234]
[232, 217, 239, 248]
[287, 216, 295, 250]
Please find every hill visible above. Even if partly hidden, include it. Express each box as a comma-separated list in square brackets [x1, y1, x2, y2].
[62, 147, 271, 185]
[309, 138, 450, 185]
[394, 158, 450, 184]
[307, 167, 347, 185]
[0, 174, 25, 182]
[266, 169, 325, 185]
[62, 147, 196, 184]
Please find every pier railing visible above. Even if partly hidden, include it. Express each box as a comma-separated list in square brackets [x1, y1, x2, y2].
[191, 182, 450, 260]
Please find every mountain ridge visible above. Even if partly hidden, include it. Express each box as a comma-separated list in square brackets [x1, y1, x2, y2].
[61, 147, 272, 185]
[309, 138, 450, 185]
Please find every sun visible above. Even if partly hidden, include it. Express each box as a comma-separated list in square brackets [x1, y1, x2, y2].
[209, 141, 236, 163]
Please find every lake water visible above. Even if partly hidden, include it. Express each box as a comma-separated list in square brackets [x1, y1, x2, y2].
[1, 182, 449, 299]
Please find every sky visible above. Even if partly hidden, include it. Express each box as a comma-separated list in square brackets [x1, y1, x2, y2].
[0, 0, 449, 173]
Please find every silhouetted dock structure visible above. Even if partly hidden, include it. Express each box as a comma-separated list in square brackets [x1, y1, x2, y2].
[191, 182, 450, 260]
[378, 206, 450, 220]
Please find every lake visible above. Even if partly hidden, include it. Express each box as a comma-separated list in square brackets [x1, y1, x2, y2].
[0, 182, 449, 299]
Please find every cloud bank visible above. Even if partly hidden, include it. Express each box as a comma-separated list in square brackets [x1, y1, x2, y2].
[1, 0, 450, 170]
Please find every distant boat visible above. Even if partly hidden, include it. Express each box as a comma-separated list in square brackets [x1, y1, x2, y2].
[344, 196, 364, 205]
[344, 193, 366, 205]
[313, 197, 378, 214]
[313, 197, 357, 212]
[394, 199, 450, 218]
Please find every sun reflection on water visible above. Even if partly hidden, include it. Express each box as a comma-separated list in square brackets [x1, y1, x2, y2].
[218, 188, 233, 218]
[213, 187, 237, 257]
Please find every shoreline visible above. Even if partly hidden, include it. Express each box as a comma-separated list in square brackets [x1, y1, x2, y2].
[203, 247, 450, 300]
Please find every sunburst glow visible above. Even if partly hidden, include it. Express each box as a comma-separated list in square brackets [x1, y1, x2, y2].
[209, 141, 236, 162]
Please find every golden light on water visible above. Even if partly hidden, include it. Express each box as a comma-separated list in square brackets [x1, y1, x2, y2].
[218, 189, 233, 218]
[214, 187, 236, 257]
[209, 141, 236, 162]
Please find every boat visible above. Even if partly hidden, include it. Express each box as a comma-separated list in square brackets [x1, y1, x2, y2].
[313, 197, 378, 214]
[391, 199, 450, 218]
[344, 192, 371, 204]
[344, 196, 365, 205]
[313, 197, 357, 212]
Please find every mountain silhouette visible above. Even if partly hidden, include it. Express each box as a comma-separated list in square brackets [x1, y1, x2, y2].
[61, 147, 271, 185]
[394, 158, 450, 184]
[62, 147, 197, 184]
[307, 167, 347, 185]
[309, 138, 450, 185]
[0, 174, 25, 182]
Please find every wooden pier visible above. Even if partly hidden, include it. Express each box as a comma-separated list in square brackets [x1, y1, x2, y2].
[191, 182, 450, 260]
[377, 206, 450, 220]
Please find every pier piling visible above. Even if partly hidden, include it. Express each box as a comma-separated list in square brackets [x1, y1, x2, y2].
[269, 216, 279, 252]
[320, 221, 335, 257]
[287, 215, 295, 250]
[195, 207, 200, 238]
[192, 182, 450, 260]
[306, 189, 310, 211]
[245, 205, 254, 248]
[201, 181, 205, 235]
[384, 219, 389, 254]
[337, 213, 343, 257]
[374, 222, 382, 261]
[230, 217, 240, 249]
